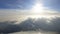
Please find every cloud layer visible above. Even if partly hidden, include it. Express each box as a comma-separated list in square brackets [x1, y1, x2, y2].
[0, 17, 60, 34]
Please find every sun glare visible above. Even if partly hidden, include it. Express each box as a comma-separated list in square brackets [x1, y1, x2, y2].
[29, 1, 55, 19]
[29, 2, 46, 18]
[31, 2, 44, 14]
[27, 15, 54, 19]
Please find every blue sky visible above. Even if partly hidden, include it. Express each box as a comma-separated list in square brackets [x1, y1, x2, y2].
[0, 0, 35, 9]
[0, 0, 60, 11]
[42, 0, 60, 11]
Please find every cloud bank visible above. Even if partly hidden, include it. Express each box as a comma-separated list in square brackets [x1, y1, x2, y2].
[0, 17, 60, 34]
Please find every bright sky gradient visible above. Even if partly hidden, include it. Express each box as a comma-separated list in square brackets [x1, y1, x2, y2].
[0, 0, 59, 11]
[0, 0, 60, 21]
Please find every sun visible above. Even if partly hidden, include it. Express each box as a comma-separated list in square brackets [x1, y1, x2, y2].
[29, 1, 53, 19]
[31, 2, 44, 14]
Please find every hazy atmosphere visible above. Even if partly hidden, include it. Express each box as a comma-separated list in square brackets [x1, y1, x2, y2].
[0, 0, 60, 34]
